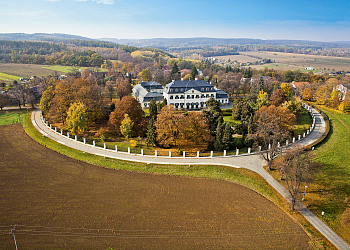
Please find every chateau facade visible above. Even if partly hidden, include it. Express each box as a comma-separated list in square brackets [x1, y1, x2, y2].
[133, 79, 229, 110]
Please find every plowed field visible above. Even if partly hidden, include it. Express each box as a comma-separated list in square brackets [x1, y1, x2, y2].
[0, 124, 311, 249]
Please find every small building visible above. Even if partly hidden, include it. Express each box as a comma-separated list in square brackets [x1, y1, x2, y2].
[163, 79, 229, 110]
[305, 67, 315, 71]
[291, 81, 311, 94]
[132, 81, 164, 108]
[334, 83, 350, 100]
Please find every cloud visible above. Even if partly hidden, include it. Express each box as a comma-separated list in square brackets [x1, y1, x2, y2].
[92, 0, 114, 4]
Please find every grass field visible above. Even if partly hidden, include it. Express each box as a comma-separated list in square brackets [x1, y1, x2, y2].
[0, 72, 22, 81]
[0, 118, 318, 249]
[310, 106, 350, 243]
[0, 63, 65, 79]
[0, 111, 27, 125]
[215, 51, 350, 71]
[267, 105, 350, 245]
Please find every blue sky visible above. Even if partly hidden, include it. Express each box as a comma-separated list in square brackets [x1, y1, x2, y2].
[1, 0, 350, 41]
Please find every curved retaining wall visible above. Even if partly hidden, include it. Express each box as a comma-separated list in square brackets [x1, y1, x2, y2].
[39, 103, 319, 159]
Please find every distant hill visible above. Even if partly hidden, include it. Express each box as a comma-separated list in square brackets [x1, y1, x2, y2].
[0, 33, 93, 42]
[101, 37, 350, 49]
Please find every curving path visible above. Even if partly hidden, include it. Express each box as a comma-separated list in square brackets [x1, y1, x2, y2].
[31, 106, 349, 250]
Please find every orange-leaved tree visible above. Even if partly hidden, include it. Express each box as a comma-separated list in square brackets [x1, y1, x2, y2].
[109, 96, 146, 137]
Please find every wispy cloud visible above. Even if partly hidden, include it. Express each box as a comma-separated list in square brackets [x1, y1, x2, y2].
[1, 10, 51, 19]
[92, 0, 114, 4]
[74, 0, 115, 4]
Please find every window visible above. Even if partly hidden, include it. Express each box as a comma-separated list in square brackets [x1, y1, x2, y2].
[192, 95, 194, 99]
[175, 88, 178, 92]
[195, 95, 199, 98]
[187, 95, 190, 99]
[201, 94, 204, 98]
[206, 94, 209, 98]
[180, 95, 184, 99]
[211, 94, 214, 97]
[206, 88, 209, 91]
[181, 88, 184, 92]
[175, 95, 179, 99]
[170, 89, 173, 92]
[201, 88, 204, 91]
[170, 95, 173, 99]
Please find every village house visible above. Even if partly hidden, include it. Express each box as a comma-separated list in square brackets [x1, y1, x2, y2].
[291, 81, 311, 95]
[334, 83, 350, 100]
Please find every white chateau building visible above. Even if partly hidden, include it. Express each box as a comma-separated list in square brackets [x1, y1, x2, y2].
[164, 80, 229, 109]
[133, 79, 229, 110]
[133, 81, 164, 108]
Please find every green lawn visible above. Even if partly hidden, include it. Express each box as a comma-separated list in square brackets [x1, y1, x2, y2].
[309, 106, 350, 242]
[292, 111, 313, 137]
[0, 72, 21, 81]
[0, 112, 23, 125]
[42, 65, 109, 73]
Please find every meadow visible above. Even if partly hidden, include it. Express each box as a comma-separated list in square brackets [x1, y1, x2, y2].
[216, 51, 350, 71]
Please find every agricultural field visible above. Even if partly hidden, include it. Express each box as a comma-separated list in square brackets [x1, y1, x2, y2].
[215, 51, 350, 72]
[0, 72, 21, 82]
[0, 121, 315, 249]
[0, 63, 65, 79]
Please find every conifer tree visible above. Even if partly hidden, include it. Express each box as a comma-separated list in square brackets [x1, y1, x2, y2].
[222, 122, 234, 150]
[146, 117, 156, 146]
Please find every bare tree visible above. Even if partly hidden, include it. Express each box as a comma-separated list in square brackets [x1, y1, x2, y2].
[277, 146, 323, 210]
[249, 108, 290, 170]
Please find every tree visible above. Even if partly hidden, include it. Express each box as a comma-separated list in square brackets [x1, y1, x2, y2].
[149, 99, 158, 120]
[0, 93, 8, 110]
[250, 105, 295, 170]
[282, 98, 304, 118]
[116, 79, 132, 100]
[157, 98, 167, 113]
[270, 89, 286, 106]
[180, 111, 211, 148]
[146, 117, 156, 146]
[222, 122, 234, 150]
[300, 87, 313, 101]
[277, 146, 323, 210]
[109, 96, 146, 137]
[281, 82, 292, 96]
[284, 70, 294, 82]
[213, 121, 223, 151]
[155, 105, 182, 148]
[256, 90, 269, 109]
[66, 102, 90, 134]
[190, 66, 198, 80]
[120, 114, 134, 139]
[203, 97, 223, 136]
[171, 62, 180, 80]
[138, 69, 152, 82]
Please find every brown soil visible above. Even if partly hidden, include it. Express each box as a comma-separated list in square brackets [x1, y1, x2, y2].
[0, 124, 311, 250]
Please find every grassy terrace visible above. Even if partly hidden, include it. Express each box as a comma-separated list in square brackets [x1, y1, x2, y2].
[311, 106, 350, 243]
[18, 111, 333, 248]
[267, 105, 350, 245]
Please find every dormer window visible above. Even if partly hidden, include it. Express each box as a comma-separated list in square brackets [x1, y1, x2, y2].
[175, 88, 178, 92]
[181, 88, 184, 92]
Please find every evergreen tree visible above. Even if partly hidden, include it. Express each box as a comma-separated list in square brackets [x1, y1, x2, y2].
[190, 66, 197, 80]
[157, 98, 167, 113]
[214, 121, 223, 151]
[222, 122, 234, 150]
[149, 99, 158, 120]
[146, 117, 156, 146]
